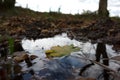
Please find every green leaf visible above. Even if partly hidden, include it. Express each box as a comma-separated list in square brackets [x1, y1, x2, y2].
[8, 37, 14, 55]
[45, 45, 80, 58]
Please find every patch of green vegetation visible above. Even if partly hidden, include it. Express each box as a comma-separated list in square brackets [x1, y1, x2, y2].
[111, 16, 120, 22]
[45, 44, 80, 58]
[74, 10, 98, 20]
[8, 37, 14, 55]
[0, 7, 39, 17]
[0, 6, 100, 21]
[0, 35, 14, 55]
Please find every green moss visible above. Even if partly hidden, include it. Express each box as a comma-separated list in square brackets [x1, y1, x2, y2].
[45, 44, 80, 58]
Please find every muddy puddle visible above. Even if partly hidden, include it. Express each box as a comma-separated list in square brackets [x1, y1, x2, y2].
[0, 33, 120, 80]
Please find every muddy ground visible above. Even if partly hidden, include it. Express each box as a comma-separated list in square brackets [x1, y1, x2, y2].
[0, 7, 120, 51]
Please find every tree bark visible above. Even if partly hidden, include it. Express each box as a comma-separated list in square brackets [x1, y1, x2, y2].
[98, 0, 109, 18]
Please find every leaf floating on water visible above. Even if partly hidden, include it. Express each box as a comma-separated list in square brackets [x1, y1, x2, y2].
[45, 45, 80, 58]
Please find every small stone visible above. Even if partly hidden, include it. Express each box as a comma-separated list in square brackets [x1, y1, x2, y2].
[13, 51, 29, 63]
[30, 55, 38, 60]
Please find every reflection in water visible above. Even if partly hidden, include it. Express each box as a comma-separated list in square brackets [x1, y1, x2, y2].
[21, 33, 120, 80]
[22, 33, 120, 79]
[0, 33, 120, 80]
[79, 42, 110, 79]
[96, 42, 109, 80]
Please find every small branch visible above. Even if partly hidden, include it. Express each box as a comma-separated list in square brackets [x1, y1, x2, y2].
[78, 54, 117, 73]
[90, 60, 116, 73]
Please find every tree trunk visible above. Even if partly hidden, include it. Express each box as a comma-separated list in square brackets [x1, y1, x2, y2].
[98, 0, 109, 18]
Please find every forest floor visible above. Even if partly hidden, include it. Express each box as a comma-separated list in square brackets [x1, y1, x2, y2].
[0, 7, 120, 51]
[0, 7, 120, 80]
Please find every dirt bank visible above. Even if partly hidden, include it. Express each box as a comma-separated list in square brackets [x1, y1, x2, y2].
[0, 7, 120, 51]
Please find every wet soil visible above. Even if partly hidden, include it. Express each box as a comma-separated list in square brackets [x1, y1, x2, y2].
[0, 8, 120, 51]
